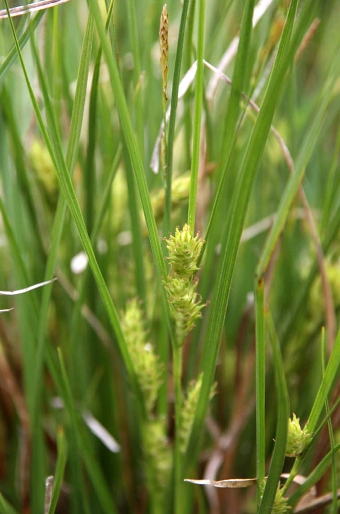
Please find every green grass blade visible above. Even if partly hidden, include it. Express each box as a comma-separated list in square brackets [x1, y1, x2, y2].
[257, 49, 340, 277]
[57, 348, 118, 514]
[283, 184, 340, 347]
[28, 25, 98, 506]
[185, 0, 300, 469]
[32, 11, 95, 415]
[82, 17, 96, 237]
[321, 331, 339, 514]
[66, 14, 95, 173]
[0, 495, 18, 514]
[308, 328, 340, 433]
[4, 0, 138, 391]
[187, 0, 206, 231]
[0, 10, 44, 82]
[122, 142, 147, 303]
[126, 0, 144, 157]
[288, 443, 340, 509]
[48, 427, 68, 514]
[164, 0, 190, 237]
[255, 277, 266, 500]
[86, 0, 167, 286]
[259, 312, 290, 513]
[0, 85, 46, 262]
[199, 0, 254, 251]
[321, 125, 340, 233]
[217, 0, 254, 176]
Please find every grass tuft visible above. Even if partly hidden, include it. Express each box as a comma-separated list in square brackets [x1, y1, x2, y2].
[0, 1, 340, 512]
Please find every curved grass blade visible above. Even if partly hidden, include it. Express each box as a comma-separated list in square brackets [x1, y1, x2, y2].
[57, 349, 118, 514]
[288, 443, 340, 509]
[216, 0, 254, 177]
[256, 50, 340, 277]
[255, 277, 266, 499]
[47, 427, 67, 514]
[0, 85, 46, 262]
[0, 11, 44, 82]
[282, 327, 340, 499]
[0, 495, 18, 514]
[259, 312, 290, 513]
[308, 328, 340, 433]
[86, 0, 167, 286]
[0, 279, 56, 296]
[187, 0, 206, 231]
[4, 0, 139, 394]
[32, 11, 96, 419]
[185, 0, 301, 470]
[322, 335, 339, 514]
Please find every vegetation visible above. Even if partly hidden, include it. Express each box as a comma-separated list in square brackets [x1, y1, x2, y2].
[0, 0, 340, 512]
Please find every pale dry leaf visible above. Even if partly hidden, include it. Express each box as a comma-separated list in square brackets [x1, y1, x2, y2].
[0, 278, 57, 296]
[51, 398, 120, 453]
[0, 0, 70, 20]
[184, 478, 257, 488]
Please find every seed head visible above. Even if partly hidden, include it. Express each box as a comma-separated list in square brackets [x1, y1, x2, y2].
[166, 224, 204, 279]
[121, 299, 163, 414]
[286, 413, 312, 457]
[159, 4, 169, 110]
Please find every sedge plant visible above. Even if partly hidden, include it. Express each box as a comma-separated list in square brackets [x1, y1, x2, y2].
[0, 1, 340, 513]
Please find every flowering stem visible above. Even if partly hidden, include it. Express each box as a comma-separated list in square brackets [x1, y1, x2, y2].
[281, 457, 302, 495]
[255, 276, 266, 503]
[187, 0, 206, 232]
[173, 342, 183, 514]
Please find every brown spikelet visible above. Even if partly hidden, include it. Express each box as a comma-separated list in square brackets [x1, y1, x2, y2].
[159, 4, 169, 110]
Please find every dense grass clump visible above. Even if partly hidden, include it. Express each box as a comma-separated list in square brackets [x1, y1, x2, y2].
[0, 1, 340, 513]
